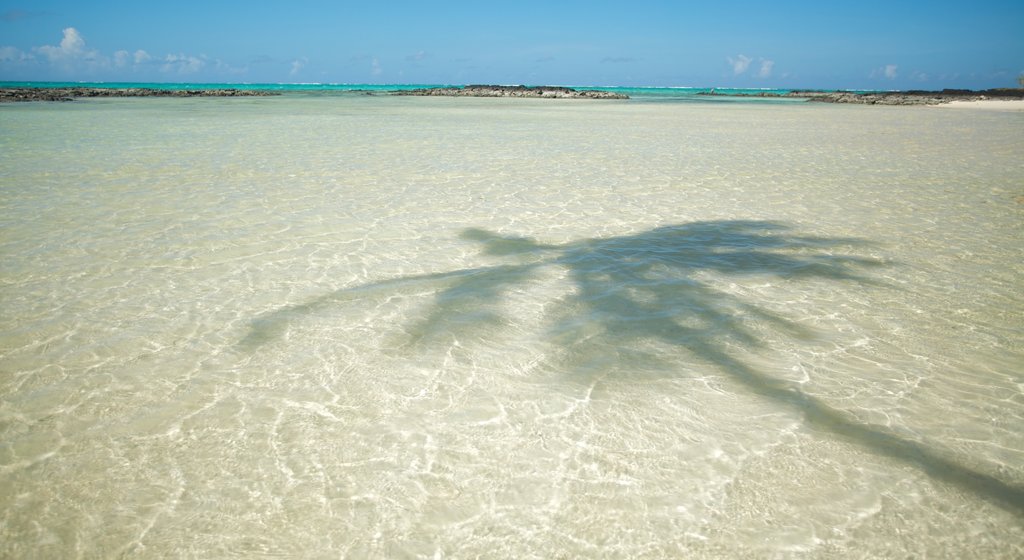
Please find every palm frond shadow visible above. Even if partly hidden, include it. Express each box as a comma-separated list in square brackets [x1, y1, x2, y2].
[239, 220, 1023, 516]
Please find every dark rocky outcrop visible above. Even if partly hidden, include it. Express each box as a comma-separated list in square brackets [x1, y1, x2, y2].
[395, 85, 628, 99]
[0, 87, 279, 103]
[789, 89, 1024, 105]
[699, 88, 1024, 106]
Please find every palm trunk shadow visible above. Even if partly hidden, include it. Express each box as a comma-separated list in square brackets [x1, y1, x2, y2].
[237, 266, 518, 349]
[236, 219, 1021, 516]
[691, 344, 1024, 516]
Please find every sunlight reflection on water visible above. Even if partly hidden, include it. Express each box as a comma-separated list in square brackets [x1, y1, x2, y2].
[1, 96, 1022, 558]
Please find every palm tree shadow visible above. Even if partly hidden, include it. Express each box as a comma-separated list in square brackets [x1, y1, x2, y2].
[239, 220, 1024, 516]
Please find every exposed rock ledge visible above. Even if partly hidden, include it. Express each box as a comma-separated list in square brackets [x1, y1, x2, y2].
[699, 88, 1024, 106]
[1, 87, 279, 102]
[395, 85, 628, 99]
[791, 89, 1024, 105]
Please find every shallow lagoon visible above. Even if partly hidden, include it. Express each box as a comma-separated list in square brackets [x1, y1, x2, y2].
[1, 96, 1022, 557]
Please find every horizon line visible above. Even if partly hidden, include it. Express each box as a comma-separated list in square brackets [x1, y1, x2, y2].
[3, 80, 1012, 93]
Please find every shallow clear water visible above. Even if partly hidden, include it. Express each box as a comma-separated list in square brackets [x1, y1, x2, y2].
[1, 96, 1022, 558]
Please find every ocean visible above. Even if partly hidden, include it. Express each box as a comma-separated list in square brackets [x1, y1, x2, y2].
[1, 91, 1022, 557]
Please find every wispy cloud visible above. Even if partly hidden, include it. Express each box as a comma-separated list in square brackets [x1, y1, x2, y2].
[214, 59, 247, 76]
[290, 57, 307, 76]
[3, 26, 251, 79]
[1, 28, 175, 76]
[0, 45, 34, 63]
[727, 54, 752, 75]
[727, 54, 775, 78]
[405, 51, 428, 62]
[161, 53, 205, 74]
[535, 55, 555, 63]
[371, 57, 382, 76]
[871, 64, 899, 80]
[113, 48, 152, 69]
[1, 9, 34, 22]
[601, 56, 635, 64]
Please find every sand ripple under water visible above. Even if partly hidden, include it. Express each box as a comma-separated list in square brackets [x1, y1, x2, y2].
[1, 96, 1022, 557]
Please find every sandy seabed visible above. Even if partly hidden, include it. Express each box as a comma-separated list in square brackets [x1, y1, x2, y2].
[1, 96, 1022, 558]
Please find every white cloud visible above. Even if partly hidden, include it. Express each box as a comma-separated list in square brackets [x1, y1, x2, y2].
[371, 57, 382, 76]
[161, 53, 205, 74]
[727, 54, 752, 75]
[6, 26, 258, 79]
[112, 49, 154, 70]
[758, 59, 774, 78]
[0, 45, 34, 63]
[290, 57, 307, 76]
[405, 51, 427, 62]
[36, 27, 94, 62]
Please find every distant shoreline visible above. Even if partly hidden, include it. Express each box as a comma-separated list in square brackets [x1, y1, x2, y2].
[0, 84, 627, 102]
[393, 85, 629, 99]
[3, 84, 1023, 105]
[0, 87, 279, 102]
[699, 88, 1024, 106]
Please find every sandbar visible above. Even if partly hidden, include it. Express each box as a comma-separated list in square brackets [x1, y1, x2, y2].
[934, 99, 1024, 110]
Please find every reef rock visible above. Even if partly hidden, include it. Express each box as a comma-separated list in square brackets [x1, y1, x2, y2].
[395, 85, 628, 99]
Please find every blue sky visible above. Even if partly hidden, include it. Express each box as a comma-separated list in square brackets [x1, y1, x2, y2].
[1, 1, 1022, 89]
